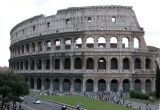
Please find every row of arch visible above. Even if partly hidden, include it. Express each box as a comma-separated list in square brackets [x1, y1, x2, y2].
[11, 57, 152, 71]
[28, 78, 152, 92]
[11, 37, 140, 56]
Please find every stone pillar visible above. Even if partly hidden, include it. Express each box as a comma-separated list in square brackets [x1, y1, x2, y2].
[71, 56, 74, 71]
[60, 39, 64, 50]
[141, 79, 145, 93]
[119, 80, 123, 91]
[106, 79, 110, 92]
[151, 78, 156, 91]
[34, 78, 37, 90]
[70, 78, 74, 92]
[50, 79, 53, 91]
[60, 58, 63, 70]
[94, 79, 98, 92]
[59, 79, 63, 92]
[41, 78, 44, 90]
[130, 79, 134, 90]
[82, 37, 86, 49]
[50, 56, 53, 71]
[106, 37, 110, 48]
[82, 78, 86, 92]
[82, 56, 86, 72]
[94, 56, 98, 72]
[119, 57, 122, 73]
[94, 37, 98, 48]
[130, 37, 134, 50]
[118, 37, 122, 49]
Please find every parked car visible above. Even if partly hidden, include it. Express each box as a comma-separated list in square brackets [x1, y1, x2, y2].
[33, 99, 41, 104]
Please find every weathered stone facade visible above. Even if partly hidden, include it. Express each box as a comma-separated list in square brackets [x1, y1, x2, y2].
[9, 5, 158, 93]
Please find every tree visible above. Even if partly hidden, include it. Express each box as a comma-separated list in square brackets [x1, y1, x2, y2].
[0, 71, 29, 108]
[156, 63, 160, 98]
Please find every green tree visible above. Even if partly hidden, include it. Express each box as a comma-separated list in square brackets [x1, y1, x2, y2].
[156, 63, 160, 98]
[0, 71, 29, 108]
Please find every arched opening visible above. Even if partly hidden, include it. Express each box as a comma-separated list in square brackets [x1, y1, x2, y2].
[74, 57, 82, 69]
[18, 46, 20, 54]
[111, 58, 118, 69]
[20, 61, 23, 70]
[110, 37, 117, 48]
[25, 61, 28, 70]
[46, 40, 52, 51]
[75, 38, 82, 48]
[63, 79, 70, 91]
[146, 58, 151, 69]
[37, 59, 42, 70]
[30, 60, 35, 70]
[74, 79, 82, 92]
[30, 78, 34, 89]
[134, 79, 141, 92]
[55, 59, 60, 69]
[38, 41, 42, 52]
[98, 58, 106, 69]
[134, 58, 141, 69]
[53, 79, 59, 91]
[98, 79, 106, 92]
[25, 78, 28, 83]
[55, 39, 60, 50]
[86, 58, 94, 69]
[37, 78, 42, 90]
[110, 79, 118, 92]
[86, 37, 94, 48]
[45, 59, 50, 70]
[98, 37, 106, 48]
[86, 79, 93, 92]
[134, 38, 139, 48]
[123, 79, 130, 92]
[123, 58, 130, 69]
[145, 79, 151, 92]
[64, 58, 71, 69]
[21, 45, 24, 54]
[122, 37, 129, 48]
[31, 42, 35, 52]
[44, 78, 50, 90]
[64, 38, 71, 49]
[25, 44, 30, 53]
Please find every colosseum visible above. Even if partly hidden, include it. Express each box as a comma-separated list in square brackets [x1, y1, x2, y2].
[9, 5, 160, 93]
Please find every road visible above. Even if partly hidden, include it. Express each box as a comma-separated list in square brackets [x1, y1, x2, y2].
[22, 96, 62, 110]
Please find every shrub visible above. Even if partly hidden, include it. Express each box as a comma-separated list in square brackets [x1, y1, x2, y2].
[130, 90, 152, 100]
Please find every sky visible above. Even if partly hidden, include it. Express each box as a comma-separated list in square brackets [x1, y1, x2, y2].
[0, 0, 160, 67]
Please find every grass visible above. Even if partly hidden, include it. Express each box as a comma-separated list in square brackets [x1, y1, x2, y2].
[39, 95, 137, 110]
[120, 97, 160, 104]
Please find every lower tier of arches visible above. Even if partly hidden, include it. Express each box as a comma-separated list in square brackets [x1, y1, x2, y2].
[24, 73, 156, 93]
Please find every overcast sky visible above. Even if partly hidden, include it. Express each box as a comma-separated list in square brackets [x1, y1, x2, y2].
[0, 0, 160, 67]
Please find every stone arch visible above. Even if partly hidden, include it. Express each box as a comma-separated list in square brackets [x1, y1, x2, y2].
[64, 38, 71, 49]
[123, 58, 130, 69]
[134, 58, 141, 69]
[134, 37, 140, 48]
[98, 79, 106, 92]
[44, 78, 50, 90]
[98, 58, 106, 69]
[30, 78, 34, 89]
[45, 59, 50, 69]
[134, 79, 141, 92]
[110, 37, 117, 48]
[146, 58, 151, 69]
[122, 37, 129, 48]
[25, 60, 28, 70]
[86, 37, 94, 48]
[111, 58, 118, 69]
[55, 59, 60, 69]
[63, 79, 70, 91]
[98, 37, 106, 48]
[64, 58, 71, 69]
[25, 44, 30, 53]
[21, 45, 24, 54]
[53, 79, 60, 91]
[46, 40, 52, 51]
[86, 58, 94, 69]
[55, 39, 60, 50]
[74, 57, 82, 69]
[31, 42, 35, 52]
[75, 37, 82, 48]
[145, 79, 151, 92]
[36, 59, 42, 70]
[110, 79, 118, 92]
[37, 78, 42, 90]
[86, 79, 94, 92]
[122, 79, 130, 92]
[74, 79, 82, 92]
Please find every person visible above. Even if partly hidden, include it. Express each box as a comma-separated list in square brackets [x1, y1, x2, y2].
[61, 105, 67, 110]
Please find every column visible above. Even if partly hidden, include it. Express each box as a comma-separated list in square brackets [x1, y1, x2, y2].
[94, 37, 98, 48]
[71, 56, 74, 71]
[82, 78, 86, 92]
[59, 79, 63, 92]
[70, 78, 74, 92]
[151, 78, 156, 91]
[118, 80, 123, 91]
[141, 79, 145, 93]
[94, 79, 98, 92]
[60, 38, 64, 51]
[106, 79, 110, 92]
[94, 56, 98, 72]
[41, 78, 44, 90]
[106, 37, 110, 48]
[118, 37, 122, 49]
[50, 79, 53, 91]
[34, 78, 37, 89]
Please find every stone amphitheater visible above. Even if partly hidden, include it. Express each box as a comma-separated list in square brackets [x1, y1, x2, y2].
[9, 5, 160, 93]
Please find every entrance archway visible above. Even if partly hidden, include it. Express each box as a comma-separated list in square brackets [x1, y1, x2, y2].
[86, 79, 93, 92]
[63, 79, 70, 91]
[53, 79, 60, 91]
[110, 79, 118, 92]
[44, 78, 50, 90]
[122, 79, 130, 92]
[74, 79, 82, 92]
[134, 79, 141, 92]
[98, 79, 106, 92]
[37, 78, 42, 90]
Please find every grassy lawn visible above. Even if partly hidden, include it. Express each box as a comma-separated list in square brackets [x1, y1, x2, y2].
[39, 95, 137, 110]
[120, 97, 160, 104]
